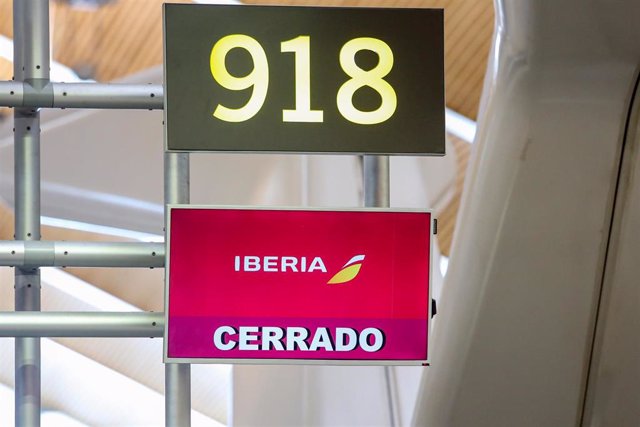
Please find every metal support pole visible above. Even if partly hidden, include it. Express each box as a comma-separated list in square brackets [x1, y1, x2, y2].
[363, 155, 399, 427]
[164, 152, 191, 426]
[363, 155, 390, 208]
[51, 83, 163, 109]
[0, 312, 164, 337]
[0, 241, 165, 268]
[14, 1, 48, 425]
[164, 153, 190, 205]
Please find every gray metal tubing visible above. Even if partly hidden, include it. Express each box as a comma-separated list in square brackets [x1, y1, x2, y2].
[52, 83, 163, 109]
[0, 81, 25, 106]
[0, 82, 164, 109]
[165, 364, 192, 426]
[363, 155, 390, 208]
[164, 152, 191, 426]
[14, 107, 43, 427]
[0, 241, 165, 268]
[22, 1, 49, 84]
[14, 1, 48, 425]
[14, 113, 41, 240]
[0, 312, 164, 337]
[164, 153, 190, 205]
[15, 337, 39, 427]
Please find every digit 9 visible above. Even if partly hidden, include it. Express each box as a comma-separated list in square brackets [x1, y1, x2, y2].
[209, 34, 269, 122]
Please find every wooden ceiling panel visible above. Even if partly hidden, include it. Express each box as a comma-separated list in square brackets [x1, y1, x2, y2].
[49, 0, 192, 82]
[0, 0, 11, 39]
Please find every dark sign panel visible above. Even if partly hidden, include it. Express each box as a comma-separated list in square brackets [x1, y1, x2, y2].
[163, 4, 444, 155]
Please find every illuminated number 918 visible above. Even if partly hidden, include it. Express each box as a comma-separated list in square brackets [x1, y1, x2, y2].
[337, 37, 397, 125]
[209, 35, 397, 125]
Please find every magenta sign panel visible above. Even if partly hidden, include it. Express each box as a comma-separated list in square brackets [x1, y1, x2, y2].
[165, 207, 432, 364]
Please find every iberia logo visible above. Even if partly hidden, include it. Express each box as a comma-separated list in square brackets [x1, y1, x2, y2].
[233, 254, 366, 284]
[327, 255, 365, 285]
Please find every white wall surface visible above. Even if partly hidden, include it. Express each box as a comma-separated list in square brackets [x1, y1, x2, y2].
[414, 1, 640, 426]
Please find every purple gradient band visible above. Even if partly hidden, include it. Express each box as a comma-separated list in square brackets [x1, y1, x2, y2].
[168, 316, 428, 361]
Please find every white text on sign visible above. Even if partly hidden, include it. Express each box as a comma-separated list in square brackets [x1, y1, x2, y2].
[213, 326, 386, 352]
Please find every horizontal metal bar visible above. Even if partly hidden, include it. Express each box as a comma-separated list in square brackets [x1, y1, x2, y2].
[0, 241, 164, 267]
[0, 81, 163, 109]
[0, 312, 164, 337]
[53, 83, 163, 109]
[0, 81, 24, 106]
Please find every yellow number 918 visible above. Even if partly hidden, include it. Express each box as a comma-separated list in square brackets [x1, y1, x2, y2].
[209, 34, 397, 125]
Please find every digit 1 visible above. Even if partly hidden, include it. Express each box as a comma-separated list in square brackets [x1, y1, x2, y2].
[281, 36, 324, 123]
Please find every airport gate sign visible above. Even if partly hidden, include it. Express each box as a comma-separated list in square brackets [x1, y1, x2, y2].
[163, 4, 444, 155]
[165, 206, 433, 365]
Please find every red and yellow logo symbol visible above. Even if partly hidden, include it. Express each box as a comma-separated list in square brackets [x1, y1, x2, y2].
[327, 255, 365, 284]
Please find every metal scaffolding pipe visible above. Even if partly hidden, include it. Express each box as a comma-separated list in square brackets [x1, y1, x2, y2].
[52, 83, 163, 109]
[166, 364, 192, 426]
[14, 113, 41, 240]
[363, 155, 390, 208]
[165, 151, 191, 426]
[0, 241, 165, 268]
[0, 81, 25, 106]
[0, 82, 164, 109]
[14, 1, 48, 425]
[0, 312, 164, 337]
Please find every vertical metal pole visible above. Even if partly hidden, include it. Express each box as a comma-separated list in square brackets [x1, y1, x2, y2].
[14, 1, 48, 426]
[363, 155, 390, 208]
[164, 152, 191, 427]
[363, 155, 399, 427]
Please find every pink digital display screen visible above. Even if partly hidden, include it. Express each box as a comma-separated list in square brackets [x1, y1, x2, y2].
[165, 207, 432, 364]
